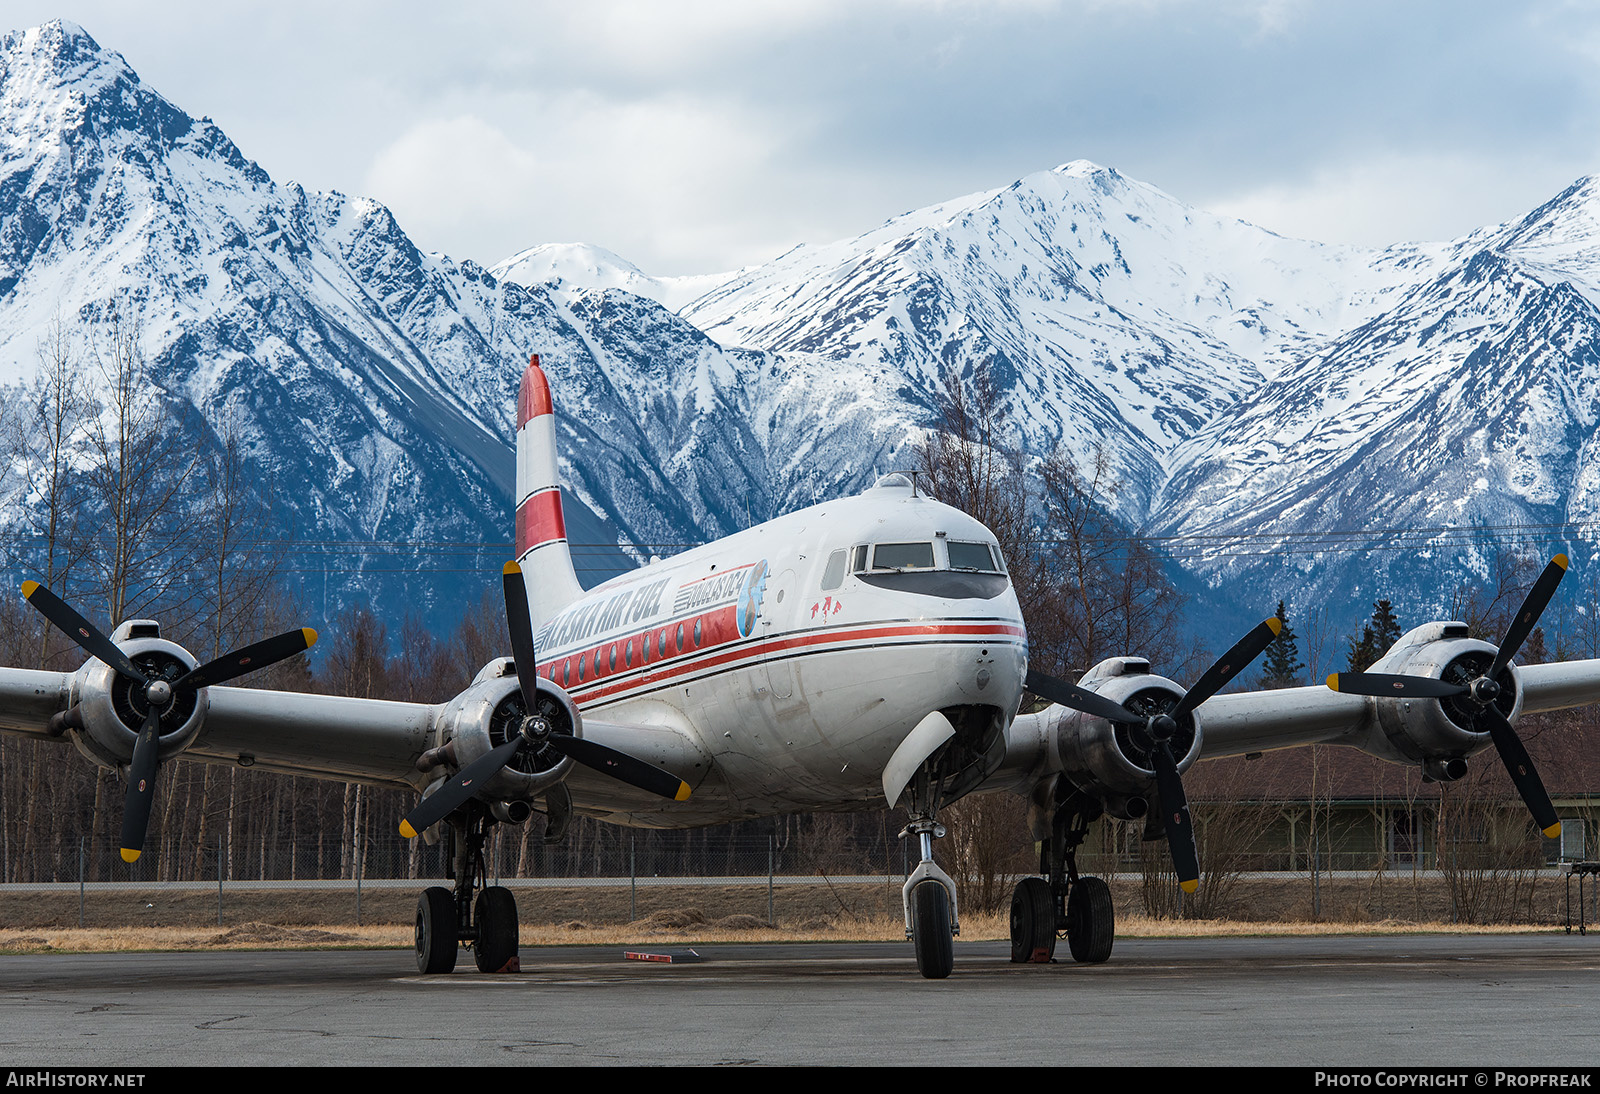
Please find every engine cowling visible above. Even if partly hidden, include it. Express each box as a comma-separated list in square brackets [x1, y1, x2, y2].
[425, 658, 577, 802]
[59, 620, 207, 772]
[1050, 656, 1203, 820]
[1357, 622, 1520, 773]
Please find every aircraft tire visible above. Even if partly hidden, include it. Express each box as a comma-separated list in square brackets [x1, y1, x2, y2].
[1009, 876, 1057, 963]
[416, 886, 458, 974]
[474, 886, 520, 973]
[1066, 875, 1114, 964]
[911, 880, 954, 980]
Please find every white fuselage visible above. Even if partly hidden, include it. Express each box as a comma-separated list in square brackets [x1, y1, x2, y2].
[532, 480, 1029, 824]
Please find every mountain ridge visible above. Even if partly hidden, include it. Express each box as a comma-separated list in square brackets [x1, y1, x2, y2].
[4, 19, 1599, 651]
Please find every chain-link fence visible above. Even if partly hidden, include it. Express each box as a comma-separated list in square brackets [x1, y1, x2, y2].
[0, 831, 921, 887]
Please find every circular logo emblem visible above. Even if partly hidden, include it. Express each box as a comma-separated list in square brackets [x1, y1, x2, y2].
[736, 561, 769, 638]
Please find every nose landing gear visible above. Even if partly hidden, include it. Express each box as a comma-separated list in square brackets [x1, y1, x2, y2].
[902, 817, 959, 980]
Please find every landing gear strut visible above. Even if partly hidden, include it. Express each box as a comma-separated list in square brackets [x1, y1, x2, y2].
[413, 804, 521, 974]
[1009, 790, 1114, 965]
[902, 817, 958, 980]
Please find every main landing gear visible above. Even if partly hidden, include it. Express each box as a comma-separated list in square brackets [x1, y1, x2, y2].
[414, 804, 521, 974]
[1009, 791, 1114, 965]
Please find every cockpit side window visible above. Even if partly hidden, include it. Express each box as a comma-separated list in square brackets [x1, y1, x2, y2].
[820, 549, 847, 591]
[851, 544, 869, 572]
[947, 541, 1000, 573]
[872, 542, 935, 570]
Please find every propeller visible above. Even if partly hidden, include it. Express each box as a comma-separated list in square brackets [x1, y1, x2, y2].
[1326, 555, 1567, 838]
[399, 561, 690, 840]
[1026, 617, 1282, 894]
[20, 580, 317, 863]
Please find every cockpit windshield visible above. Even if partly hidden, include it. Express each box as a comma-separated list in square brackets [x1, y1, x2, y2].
[847, 537, 1009, 599]
[872, 542, 936, 570]
[946, 541, 1000, 572]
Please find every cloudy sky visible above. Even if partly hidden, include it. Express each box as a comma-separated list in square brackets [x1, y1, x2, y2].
[12, 1, 1600, 275]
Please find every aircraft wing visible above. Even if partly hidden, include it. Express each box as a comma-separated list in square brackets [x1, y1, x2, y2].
[0, 664, 439, 788]
[1198, 657, 1600, 759]
[0, 662, 714, 811]
[995, 627, 1600, 846]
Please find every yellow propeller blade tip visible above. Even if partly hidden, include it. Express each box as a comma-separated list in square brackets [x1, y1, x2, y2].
[20, 580, 38, 598]
[1326, 674, 1340, 691]
[1544, 822, 1563, 839]
[1554, 554, 1570, 570]
[503, 560, 522, 576]
[674, 782, 692, 802]
[120, 848, 141, 864]
[1266, 617, 1282, 636]
[301, 627, 319, 648]
[1180, 880, 1199, 894]
[399, 821, 418, 839]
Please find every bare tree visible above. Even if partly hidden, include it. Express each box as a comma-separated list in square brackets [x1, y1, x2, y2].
[191, 410, 285, 660]
[1033, 445, 1196, 680]
[6, 317, 93, 668]
[916, 362, 1042, 608]
[81, 311, 199, 626]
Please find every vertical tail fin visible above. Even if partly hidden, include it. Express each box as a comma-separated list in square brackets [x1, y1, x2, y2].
[515, 355, 585, 629]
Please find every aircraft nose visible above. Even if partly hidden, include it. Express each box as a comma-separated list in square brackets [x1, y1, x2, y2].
[958, 641, 1026, 710]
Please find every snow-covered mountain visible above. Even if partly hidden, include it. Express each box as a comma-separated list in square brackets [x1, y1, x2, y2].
[679, 162, 1453, 521]
[0, 21, 917, 633]
[491, 242, 739, 313]
[4, 19, 1599, 649]
[1148, 179, 1600, 620]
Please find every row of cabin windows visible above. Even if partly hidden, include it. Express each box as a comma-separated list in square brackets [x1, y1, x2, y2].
[819, 539, 1004, 591]
[549, 616, 707, 686]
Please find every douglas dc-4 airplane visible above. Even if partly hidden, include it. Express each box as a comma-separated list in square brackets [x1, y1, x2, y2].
[4, 355, 1600, 979]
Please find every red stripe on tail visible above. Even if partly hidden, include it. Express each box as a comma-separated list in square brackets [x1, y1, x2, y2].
[516, 488, 567, 554]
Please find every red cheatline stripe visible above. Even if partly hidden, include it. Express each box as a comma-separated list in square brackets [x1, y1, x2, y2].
[517, 354, 554, 427]
[540, 618, 1026, 706]
[516, 488, 566, 554]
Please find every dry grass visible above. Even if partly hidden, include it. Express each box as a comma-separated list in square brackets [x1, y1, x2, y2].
[0, 909, 1567, 956]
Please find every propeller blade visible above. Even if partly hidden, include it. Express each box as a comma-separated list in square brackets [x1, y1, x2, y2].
[173, 628, 319, 691]
[1151, 740, 1199, 894]
[1490, 555, 1567, 679]
[119, 705, 162, 863]
[501, 561, 539, 703]
[548, 735, 692, 802]
[20, 581, 148, 685]
[1174, 617, 1282, 719]
[399, 735, 524, 839]
[1326, 672, 1467, 699]
[1025, 669, 1139, 724]
[1481, 706, 1561, 838]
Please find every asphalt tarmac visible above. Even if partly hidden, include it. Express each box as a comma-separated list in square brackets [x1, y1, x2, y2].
[1, 935, 1597, 1067]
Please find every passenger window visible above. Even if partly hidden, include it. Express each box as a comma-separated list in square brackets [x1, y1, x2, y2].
[821, 549, 847, 591]
[947, 541, 1000, 572]
[873, 542, 935, 570]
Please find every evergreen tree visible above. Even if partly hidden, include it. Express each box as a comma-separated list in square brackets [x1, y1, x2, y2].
[1346, 599, 1403, 672]
[1259, 599, 1305, 688]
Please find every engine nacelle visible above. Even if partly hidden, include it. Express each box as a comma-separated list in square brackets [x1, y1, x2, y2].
[1051, 656, 1203, 820]
[1357, 622, 1520, 768]
[427, 658, 577, 801]
[61, 620, 207, 772]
